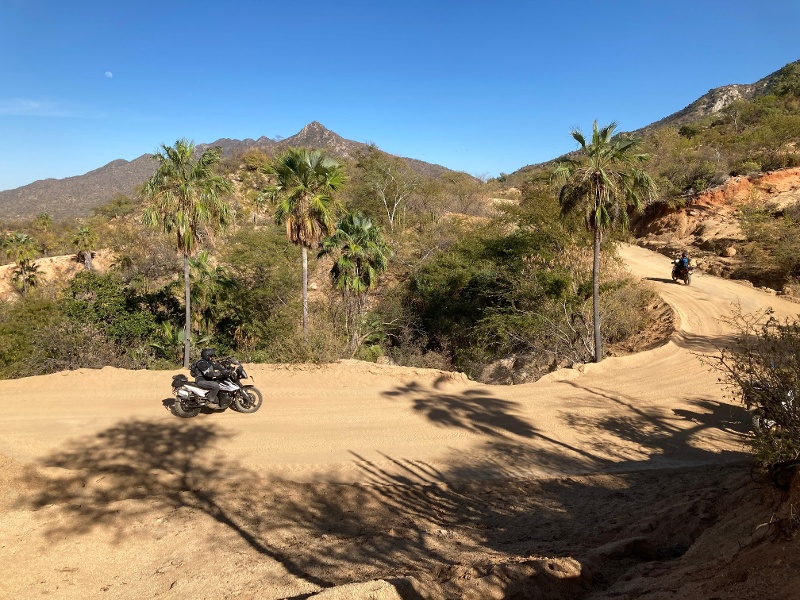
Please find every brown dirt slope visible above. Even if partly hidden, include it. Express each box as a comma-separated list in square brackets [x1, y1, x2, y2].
[634, 166, 800, 290]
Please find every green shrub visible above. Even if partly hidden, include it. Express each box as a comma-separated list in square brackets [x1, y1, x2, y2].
[61, 271, 158, 344]
[0, 291, 61, 376]
[730, 160, 762, 176]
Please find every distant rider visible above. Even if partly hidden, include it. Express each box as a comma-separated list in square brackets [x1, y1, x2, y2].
[193, 348, 230, 406]
[673, 250, 691, 277]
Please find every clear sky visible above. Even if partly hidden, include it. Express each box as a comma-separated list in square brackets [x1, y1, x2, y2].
[1, 0, 798, 192]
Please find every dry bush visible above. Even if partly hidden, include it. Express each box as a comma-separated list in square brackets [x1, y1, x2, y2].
[712, 307, 800, 469]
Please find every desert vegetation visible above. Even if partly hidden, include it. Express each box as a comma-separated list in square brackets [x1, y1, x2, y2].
[0, 135, 660, 383]
[714, 307, 800, 472]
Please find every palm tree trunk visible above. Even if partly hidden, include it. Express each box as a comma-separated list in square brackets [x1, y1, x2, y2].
[349, 294, 366, 358]
[184, 255, 192, 369]
[302, 246, 309, 344]
[592, 223, 602, 363]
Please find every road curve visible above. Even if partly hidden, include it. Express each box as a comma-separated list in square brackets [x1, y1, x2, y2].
[1, 244, 798, 485]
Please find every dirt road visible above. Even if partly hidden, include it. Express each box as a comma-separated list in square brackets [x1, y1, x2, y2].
[1, 243, 798, 599]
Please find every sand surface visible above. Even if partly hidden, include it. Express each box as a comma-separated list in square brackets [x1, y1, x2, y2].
[1, 244, 799, 599]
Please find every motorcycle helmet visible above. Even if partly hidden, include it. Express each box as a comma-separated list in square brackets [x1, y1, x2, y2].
[681, 251, 687, 258]
[201, 348, 216, 361]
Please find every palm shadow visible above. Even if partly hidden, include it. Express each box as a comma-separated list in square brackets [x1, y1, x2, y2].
[383, 380, 537, 439]
[381, 378, 751, 479]
[382, 380, 613, 476]
[556, 381, 751, 470]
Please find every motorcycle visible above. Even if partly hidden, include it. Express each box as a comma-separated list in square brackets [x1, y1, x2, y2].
[169, 357, 263, 418]
[744, 381, 795, 434]
[671, 260, 693, 285]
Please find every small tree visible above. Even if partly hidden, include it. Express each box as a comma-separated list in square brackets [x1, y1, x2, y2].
[354, 145, 418, 233]
[319, 211, 391, 355]
[34, 212, 52, 232]
[714, 307, 800, 470]
[72, 226, 97, 271]
[5, 232, 41, 294]
[189, 250, 233, 336]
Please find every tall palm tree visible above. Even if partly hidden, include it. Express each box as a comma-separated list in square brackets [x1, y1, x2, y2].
[264, 148, 346, 343]
[72, 226, 97, 271]
[142, 139, 232, 368]
[319, 211, 391, 355]
[552, 121, 656, 363]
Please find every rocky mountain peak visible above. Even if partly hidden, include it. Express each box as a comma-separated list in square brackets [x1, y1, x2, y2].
[0, 121, 449, 219]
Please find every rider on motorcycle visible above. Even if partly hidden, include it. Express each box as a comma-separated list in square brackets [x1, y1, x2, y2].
[673, 251, 691, 277]
[193, 348, 231, 406]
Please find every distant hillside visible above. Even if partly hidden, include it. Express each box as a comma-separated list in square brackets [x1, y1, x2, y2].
[0, 121, 451, 221]
[0, 155, 159, 221]
[634, 59, 800, 134]
[508, 59, 800, 183]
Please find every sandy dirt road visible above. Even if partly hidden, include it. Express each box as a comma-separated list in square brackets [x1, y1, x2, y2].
[1, 243, 798, 599]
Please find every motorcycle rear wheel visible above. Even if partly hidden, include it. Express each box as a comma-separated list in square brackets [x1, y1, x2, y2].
[233, 385, 263, 413]
[172, 394, 201, 418]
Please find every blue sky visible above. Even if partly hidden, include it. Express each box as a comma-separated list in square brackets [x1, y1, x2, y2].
[1, 0, 798, 192]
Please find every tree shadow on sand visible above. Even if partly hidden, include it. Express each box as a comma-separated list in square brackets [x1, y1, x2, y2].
[556, 381, 750, 470]
[383, 379, 537, 439]
[24, 419, 333, 590]
[22, 379, 758, 599]
[21, 417, 602, 597]
[381, 377, 751, 480]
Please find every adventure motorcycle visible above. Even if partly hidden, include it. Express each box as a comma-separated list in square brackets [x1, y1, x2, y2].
[671, 260, 693, 285]
[169, 358, 263, 418]
[744, 381, 795, 433]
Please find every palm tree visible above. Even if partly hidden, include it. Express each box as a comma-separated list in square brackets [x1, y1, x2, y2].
[72, 226, 97, 270]
[552, 121, 656, 362]
[264, 148, 346, 343]
[142, 139, 232, 368]
[319, 211, 391, 355]
[34, 212, 52, 232]
[5, 232, 41, 294]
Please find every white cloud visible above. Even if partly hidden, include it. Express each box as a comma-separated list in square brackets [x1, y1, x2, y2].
[0, 99, 67, 117]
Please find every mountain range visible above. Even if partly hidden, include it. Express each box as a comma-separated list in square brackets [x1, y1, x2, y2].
[0, 121, 451, 220]
[1, 60, 797, 221]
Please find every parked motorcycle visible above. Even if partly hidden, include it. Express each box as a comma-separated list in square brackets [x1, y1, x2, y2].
[671, 260, 693, 285]
[169, 358, 263, 418]
[744, 381, 795, 433]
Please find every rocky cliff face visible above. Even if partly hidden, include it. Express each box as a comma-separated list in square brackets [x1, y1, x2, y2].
[633, 166, 800, 292]
[634, 60, 798, 134]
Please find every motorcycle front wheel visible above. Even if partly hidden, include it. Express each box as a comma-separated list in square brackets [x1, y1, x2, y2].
[232, 385, 263, 413]
[172, 394, 201, 418]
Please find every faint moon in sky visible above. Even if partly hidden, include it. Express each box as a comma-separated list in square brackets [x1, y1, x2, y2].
[104, 71, 113, 78]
